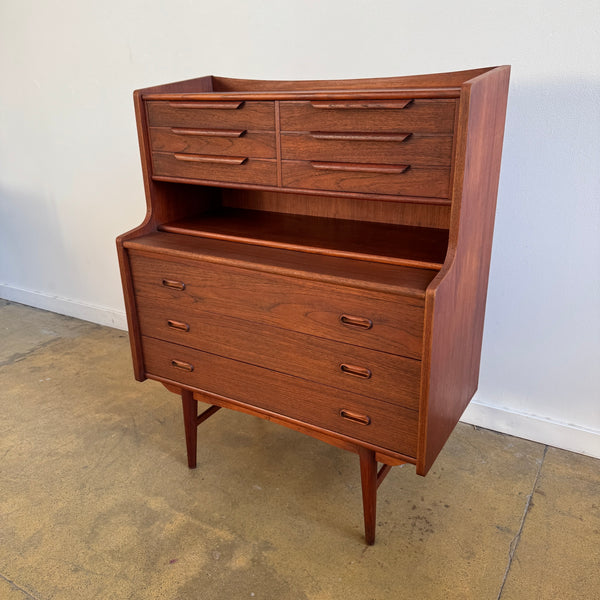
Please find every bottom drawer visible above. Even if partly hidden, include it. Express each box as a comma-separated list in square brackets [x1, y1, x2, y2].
[142, 336, 418, 457]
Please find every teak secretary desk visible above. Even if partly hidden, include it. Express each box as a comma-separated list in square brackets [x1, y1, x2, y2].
[117, 66, 510, 544]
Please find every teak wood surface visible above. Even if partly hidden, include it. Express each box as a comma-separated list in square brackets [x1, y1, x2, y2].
[116, 67, 510, 545]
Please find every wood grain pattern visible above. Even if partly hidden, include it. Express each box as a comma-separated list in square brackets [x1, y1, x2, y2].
[280, 100, 456, 133]
[124, 231, 437, 297]
[281, 132, 453, 166]
[152, 153, 277, 186]
[180, 390, 411, 466]
[128, 250, 426, 359]
[135, 296, 421, 409]
[142, 336, 419, 457]
[417, 66, 511, 475]
[147, 100, 275, 130]
[117, 68, 510, 544]
[150, 127, 276, 158]
[222, 190, 451, 229]
[151, 174, 452, 206]
[282, 160, 450, 198]
[158, 208, 449, 269]
[208, 68, 490, 91]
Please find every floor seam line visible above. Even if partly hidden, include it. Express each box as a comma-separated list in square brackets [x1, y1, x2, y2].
[0, 571, 43, 600]
[496, 444, 548, 600]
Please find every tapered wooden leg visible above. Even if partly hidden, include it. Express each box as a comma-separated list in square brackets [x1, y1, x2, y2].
[181, 389, 198, 469]
[359, 447, 378, 545]
[181, 390, 222, 469]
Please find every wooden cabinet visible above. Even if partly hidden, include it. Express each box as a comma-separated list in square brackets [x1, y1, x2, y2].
[117, 67, 510, 544]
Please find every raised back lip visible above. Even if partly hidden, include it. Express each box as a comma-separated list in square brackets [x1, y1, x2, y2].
[138, 66, 508, 100]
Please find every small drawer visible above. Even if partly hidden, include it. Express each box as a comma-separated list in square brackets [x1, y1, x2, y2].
[129, 253, 425, 359]
[282, 160, 450, 199]
[150, 127, 276, 159]
[281, 132, 453, 166]
[146, 100, 275, 130]
[135, 296, 421, 410]
[280, 100, 456, 134]
[142, 336, 419, 457]
[152, 152, 277, 186]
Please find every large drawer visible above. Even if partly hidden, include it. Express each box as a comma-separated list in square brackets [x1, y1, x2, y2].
[151, 153, 277, 186]
[136, 296, 421, 410]
[129, 252, 425, 359]
[282, 160, 450, 199]
[281, 132, 453, 166]
[146, 100, 275, 130]
[142, 336, 419, 457]
[150, 127, 276, 159]
[279, 100, 456, 134]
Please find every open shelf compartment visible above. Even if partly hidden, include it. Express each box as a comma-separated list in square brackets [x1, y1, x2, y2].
[158, 208, 449, 270]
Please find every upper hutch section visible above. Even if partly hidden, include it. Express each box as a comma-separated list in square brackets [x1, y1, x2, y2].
[132, 67, 508, 273]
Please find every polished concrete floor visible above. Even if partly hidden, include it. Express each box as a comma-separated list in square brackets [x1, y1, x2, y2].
[0, 299, 598, 599]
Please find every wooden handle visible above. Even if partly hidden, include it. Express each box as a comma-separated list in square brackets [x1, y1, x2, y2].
[170, 127, 246, 138]
[339, 409, 371, 426]
[339, 314, 373, 330]
[311, 161, 409, 174]
[340, 363, 372, 379]
[168, 101, 244, 110]
[171, 359, 194, 372]
[167, 319, 190, 332]
[173, 153, 248, 165]
[309, 131, 411, 142]
[310, 100, 413, 110]
[162, 279, 186, 291]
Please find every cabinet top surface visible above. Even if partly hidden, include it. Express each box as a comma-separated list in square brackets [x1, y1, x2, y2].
[138, 66, 510, 100]
[124, 231, 438, 298]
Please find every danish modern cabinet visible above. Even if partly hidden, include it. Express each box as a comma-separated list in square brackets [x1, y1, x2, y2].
[117, 66, 510, 544]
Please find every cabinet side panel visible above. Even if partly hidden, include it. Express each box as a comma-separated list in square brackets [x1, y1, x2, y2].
[115, 90, 157, 380]
[417, 67, 510, 475]
[117, 90, 222, 380]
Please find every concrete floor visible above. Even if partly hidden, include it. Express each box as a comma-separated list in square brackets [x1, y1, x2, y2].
[0, 299, 598, 600]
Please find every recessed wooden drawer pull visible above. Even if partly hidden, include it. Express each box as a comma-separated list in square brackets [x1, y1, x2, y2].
[173, 153, 248, 165]
[171, 359, 194, 372]
[339, 314, 373, 330]
[340, 363, 372, 379]
[170, 127, 246, 138]
[309, 131, 412, 142]
[311, 161, 410, 174]
[167, 319, 190, 332]
[339, 409, 371, 426]
[168, 101, 244, 110]
[162, 279, 186, 291]
[310, 100, 413, 110]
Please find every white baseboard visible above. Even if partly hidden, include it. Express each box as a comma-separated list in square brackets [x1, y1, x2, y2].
[0, 284, 128, 330]
[461, 400, 600, 459]
[2, 284, 599, 459]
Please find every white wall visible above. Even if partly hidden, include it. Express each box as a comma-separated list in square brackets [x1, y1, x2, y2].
[1, 0, 598, 457]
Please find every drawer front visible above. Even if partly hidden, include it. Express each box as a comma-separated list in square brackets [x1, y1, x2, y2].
[136, 296, 421, 410]
[152, 153, 277, 186]
[129, 253, 425, 359]
[282, 160, 450, 199]
[280, 100, 456, 134]
[146, 100, 275, 130]
[150, 127, 276, 159]
[142, 336, 418, 457]
[281, 132, 453, 166]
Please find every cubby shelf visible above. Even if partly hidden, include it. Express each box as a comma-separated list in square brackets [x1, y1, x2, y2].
[158, 208, 448, 270]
